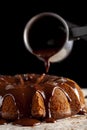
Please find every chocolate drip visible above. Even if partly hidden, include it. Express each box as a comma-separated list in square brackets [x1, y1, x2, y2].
[85, 95, 87, 98]
[33, 48, 60, 73]
[0, 74, 86, 126]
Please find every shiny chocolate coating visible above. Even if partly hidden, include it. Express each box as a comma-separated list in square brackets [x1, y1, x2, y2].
[0, 74, 86, 126]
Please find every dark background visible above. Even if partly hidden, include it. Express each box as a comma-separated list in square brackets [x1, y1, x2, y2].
[0, 1, 87, 88]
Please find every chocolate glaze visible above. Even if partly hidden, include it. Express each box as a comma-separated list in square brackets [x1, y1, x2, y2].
[85, 95, 87, 98]
[13, 118, 41, 126]
[0, 119, 6, 125]
[0, 74, 86, 126]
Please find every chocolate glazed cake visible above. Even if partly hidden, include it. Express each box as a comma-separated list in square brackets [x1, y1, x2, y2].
[0, 73, 86, 126]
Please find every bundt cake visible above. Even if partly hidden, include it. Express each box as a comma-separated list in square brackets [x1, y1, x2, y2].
[0, 73, 86, 126]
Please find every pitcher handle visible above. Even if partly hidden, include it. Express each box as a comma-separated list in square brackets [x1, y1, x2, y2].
[69, 26, 87, 40]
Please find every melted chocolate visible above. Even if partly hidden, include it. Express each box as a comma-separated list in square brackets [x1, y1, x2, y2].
[13, 118, 41, 126]
[0, 74, 86, 126]
[33, 48, 61, 73]
[43, 117, 56, 123]
[0, 119, 6, 125]
[85, 95, 87, 98]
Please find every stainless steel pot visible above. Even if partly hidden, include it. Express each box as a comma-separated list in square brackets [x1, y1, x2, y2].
[23, 12, 87, 62]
